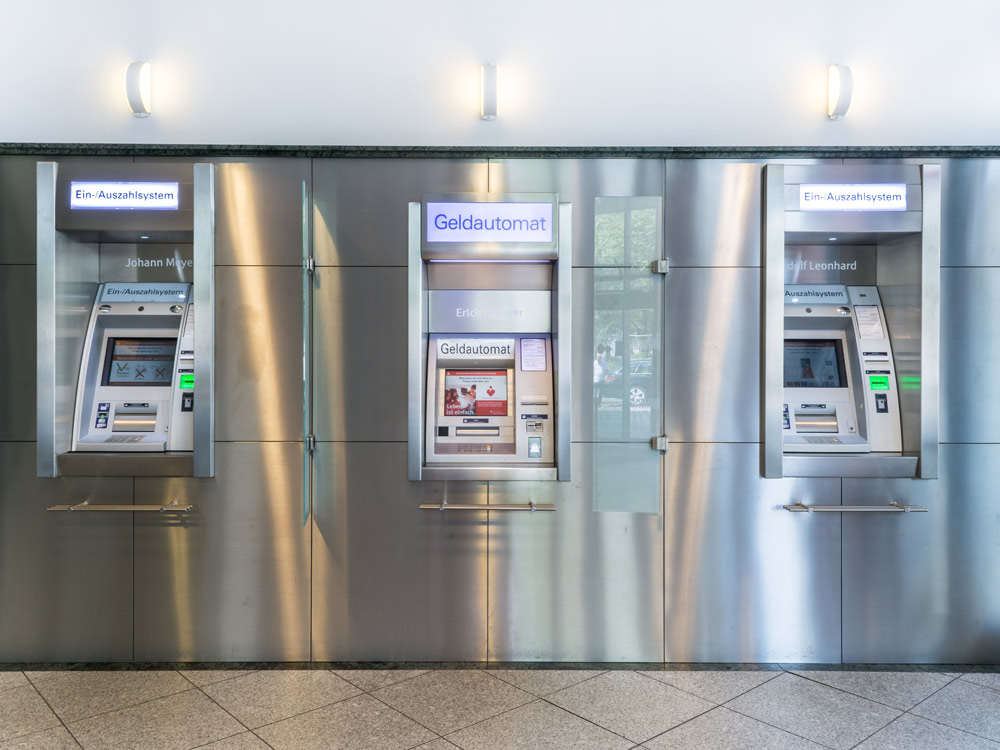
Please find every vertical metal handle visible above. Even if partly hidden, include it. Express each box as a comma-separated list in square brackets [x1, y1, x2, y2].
[302, 179, 313, 526]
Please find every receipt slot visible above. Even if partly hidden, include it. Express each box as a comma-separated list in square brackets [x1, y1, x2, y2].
[36, 161, 216, 477]
[762, 164, 940, 478]
[408, 194, 571, 481]
[72, 283, 194, 452]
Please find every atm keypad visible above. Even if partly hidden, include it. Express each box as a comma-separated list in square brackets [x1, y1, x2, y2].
[458, 444, 492, 454]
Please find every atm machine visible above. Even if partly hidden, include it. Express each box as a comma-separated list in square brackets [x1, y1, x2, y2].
[71, 283, 195, 453]
[762, 164, 940, 479]
[408, 193, 571, 483]
[782, 285, 901, 456]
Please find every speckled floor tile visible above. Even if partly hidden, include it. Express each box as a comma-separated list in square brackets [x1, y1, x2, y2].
[962, 674, 1000, 692]
[0, 686, 61, 743]
[638, 670, 780, 705]
[414, 740, 460, 750]
[854, 712, 1000, 749]
[486, 670, 606, 698]
[202, 670, 360, 729]
[446, 699, 632, 750]
[0, 674, 27, 694]
[546, 671, 713, 744]
[179, 670, 257, 687]
[332, 669, 429, 692]
[645, 706, 827, 749]
[0, 726, 80, 750]
[912, 678, 1000, 741]
[255, 693, 435, 750]
[30, 670, 191, 723]
[725, 673, 900, 750]
[197, 730, 277, 748]
[372, 670, 533, 735]
[790, 670, 955, 710]
[66, 689, 243, 750]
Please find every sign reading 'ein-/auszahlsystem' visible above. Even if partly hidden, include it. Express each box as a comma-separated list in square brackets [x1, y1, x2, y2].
[70, 182, 179, 210]
[799, 184, 907, 212]
[426, 202, 553, 243]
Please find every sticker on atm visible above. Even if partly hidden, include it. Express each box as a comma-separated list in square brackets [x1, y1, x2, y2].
[444, 370, 507, 416]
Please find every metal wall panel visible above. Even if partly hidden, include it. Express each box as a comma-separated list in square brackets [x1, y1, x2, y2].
[134, 442, 309, 661]
[215, 266, 303, 442]
[940, 159, 1000, 267]
[842, 444, 1000, 663]
[0, 442, 133, 661]
[488, 159, 664, 267]
[664, 160, 765, 268]
[214, 159, 310, 267]
[663, 268, 760, 444]
[663, 443, 842, 663]
[0, 266, 36, 441]
[0, 156, 38, 264]
[313, 159, 487, 267]
[940, 267, 1000, 443]
[312, 442, 488, 661]
[313, 267, 408, 442]
[488, 443, 663, 661]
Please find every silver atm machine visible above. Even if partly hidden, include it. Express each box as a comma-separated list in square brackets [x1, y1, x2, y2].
[762, 164, 940, 479]
[72, 283, 195, 453]
[783, 285, 902, 455]
[408, 193, 571, 483]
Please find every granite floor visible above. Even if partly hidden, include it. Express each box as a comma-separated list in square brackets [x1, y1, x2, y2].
[0, 666, 998, 749]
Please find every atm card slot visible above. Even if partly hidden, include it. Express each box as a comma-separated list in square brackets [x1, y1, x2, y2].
[794, 413, 839, 433]
[112, 412, 157, 432]
[455, 426, 500, 437]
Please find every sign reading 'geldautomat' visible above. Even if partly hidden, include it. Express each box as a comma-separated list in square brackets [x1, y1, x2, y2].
[426, 202, 553, 243]
[70, 182, 179, 210]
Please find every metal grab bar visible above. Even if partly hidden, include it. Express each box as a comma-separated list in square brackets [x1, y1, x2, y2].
[47, 500, 194, 513]
[420, 501, 555, 512]
[783, 501, 927, 513]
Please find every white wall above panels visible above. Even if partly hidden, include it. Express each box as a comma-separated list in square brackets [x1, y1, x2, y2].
[2, 0, 999, 146]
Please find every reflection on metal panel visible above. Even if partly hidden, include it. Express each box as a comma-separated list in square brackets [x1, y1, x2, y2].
[134, 442, 309, 661]
[489, 160, 664, 267]
[213, 159, 311, 266]
[312, 442, 487, 660]
[941, 160, 1000, 267]
[664, 443, 841, 663]
[0, 266, 37, 441]
[313, 159, 488, 267]
[842, 444, 1000, 663]
[941, 268, 1000, 443]
[664, 268, 760, 443]
[215, 266, 303, 442]
[0, 442, 133, 661]
[314, 267, 408, 442]
[488, 443, 663, 661]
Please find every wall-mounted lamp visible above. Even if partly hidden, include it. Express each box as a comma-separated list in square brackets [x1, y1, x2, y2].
[481, 63, 499, 120]
[124, 61, 151, 117]
[827, 64, 853, 120]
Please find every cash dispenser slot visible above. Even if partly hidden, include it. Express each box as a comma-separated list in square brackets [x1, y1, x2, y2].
[794, 408, 839, 433]
[112, 410, 158, 432]
[456, 426, 501, 437]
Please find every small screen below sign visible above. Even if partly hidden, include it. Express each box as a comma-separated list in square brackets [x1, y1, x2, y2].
[102, 338, 176, 387]
[784, 339, 847, 388]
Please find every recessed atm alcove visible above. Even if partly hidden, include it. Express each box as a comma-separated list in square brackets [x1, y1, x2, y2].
[762, 164, 941, 479]
[407, 193, 572, 483]
[36, 161, 217, 478]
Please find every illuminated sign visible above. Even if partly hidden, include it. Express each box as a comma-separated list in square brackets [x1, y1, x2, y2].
[869, 375, 890, 390]
[426, 202, 553, 243]
[70, 181, 179, 210]
[785, 284, 849, 304]
[799, 184, 907, 211]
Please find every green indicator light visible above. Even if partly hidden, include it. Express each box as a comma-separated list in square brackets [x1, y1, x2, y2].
[179, 374, 194, 390]
[869, 375, 889, 391]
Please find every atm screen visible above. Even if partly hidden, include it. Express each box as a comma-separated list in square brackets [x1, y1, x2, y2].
[784, 339, 846, 388]
[443, 370, 508, 416]
[101, 337, 176, 387]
